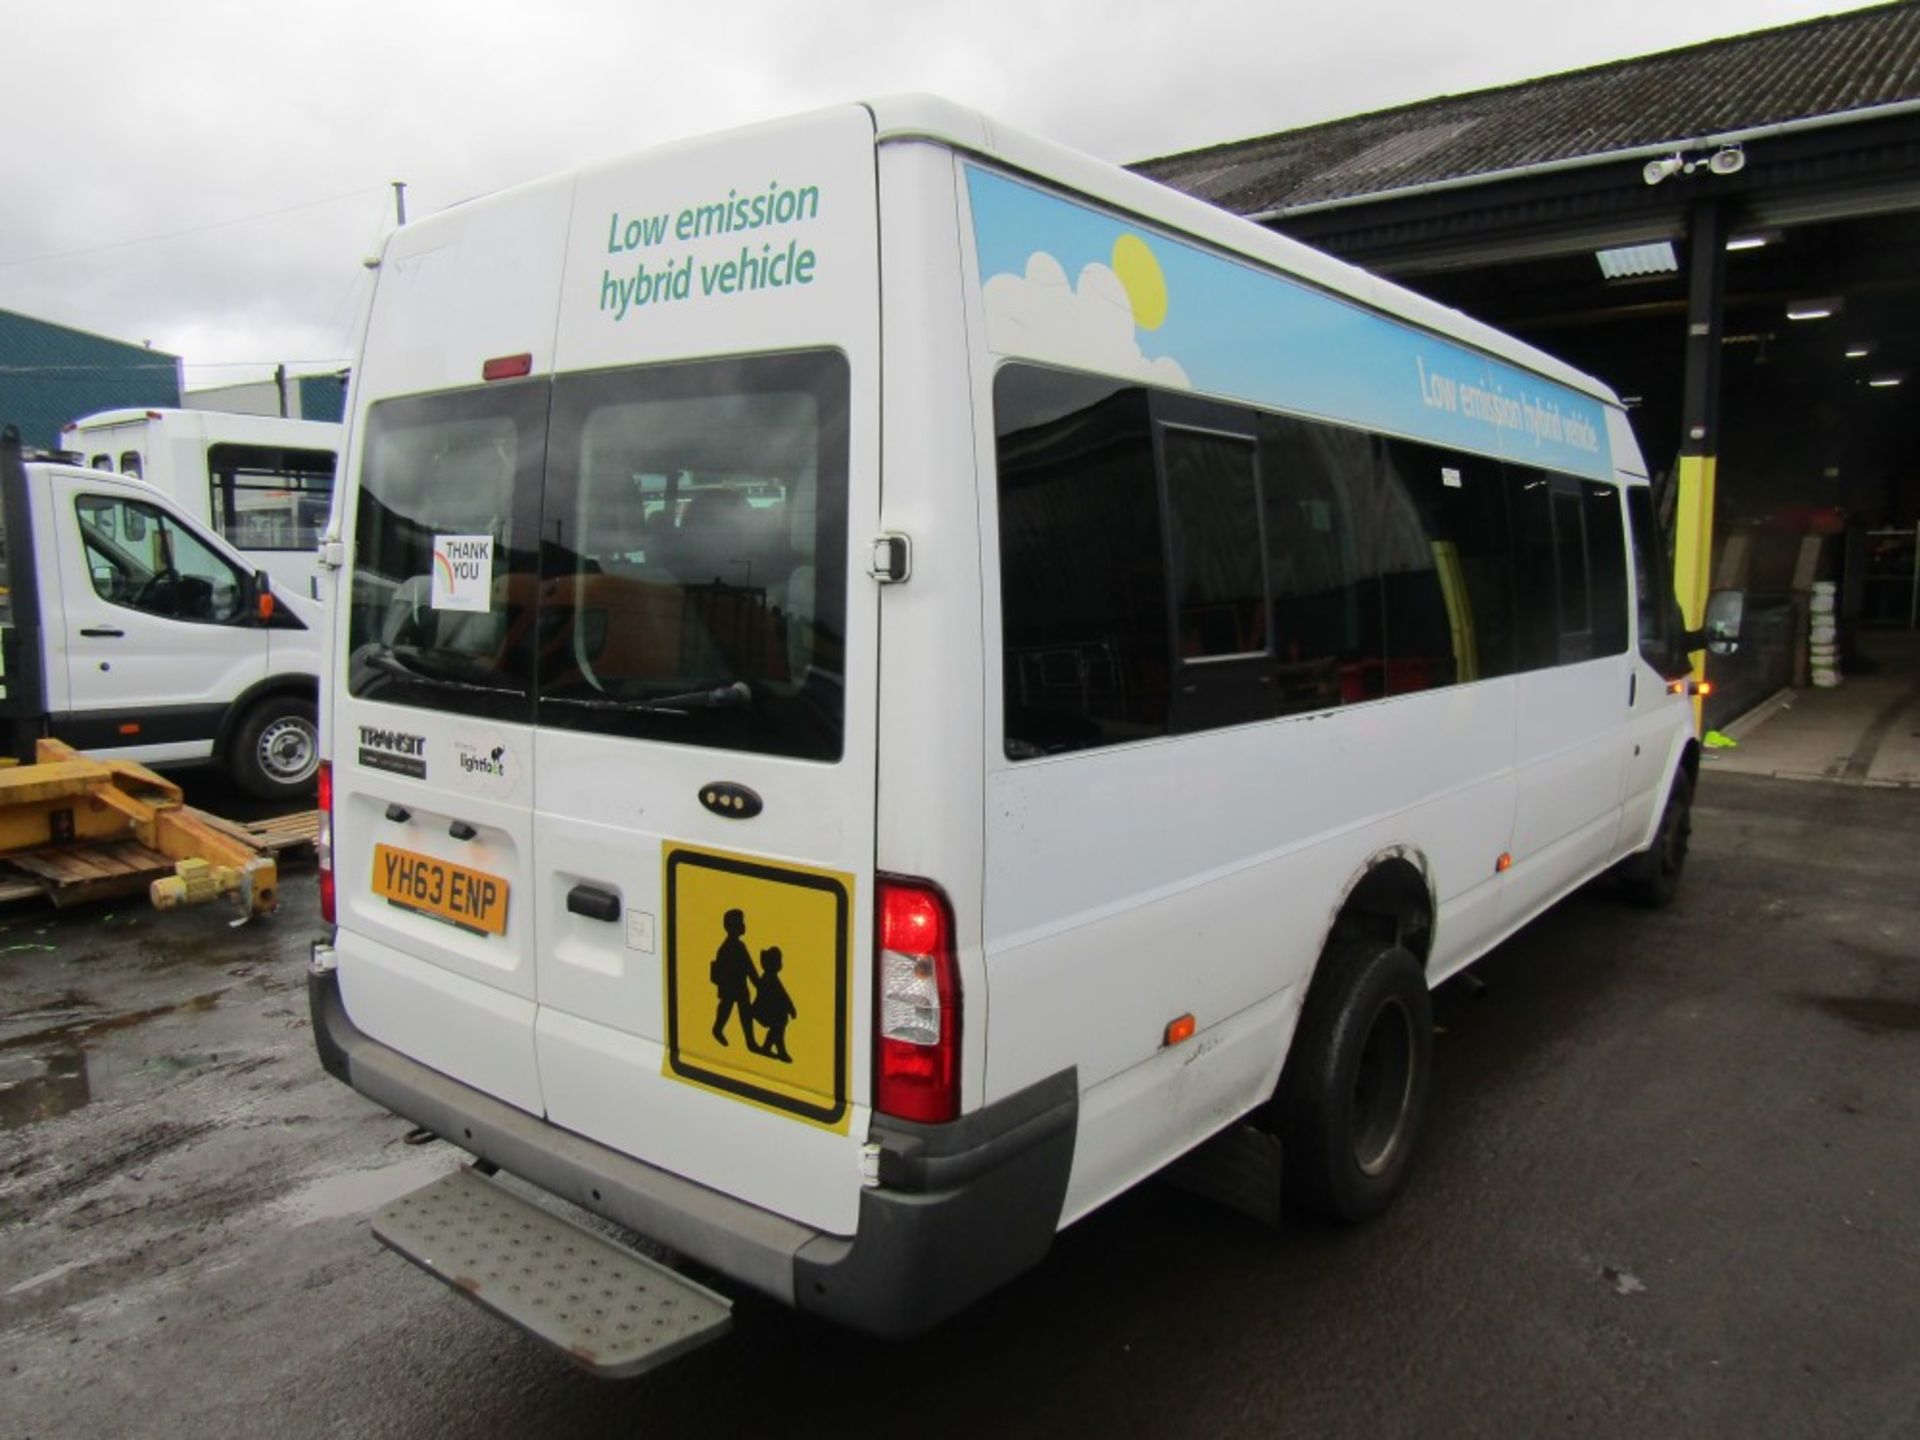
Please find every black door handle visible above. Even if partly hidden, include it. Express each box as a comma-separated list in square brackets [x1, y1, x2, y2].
[566, 884, 620, 922]
[79, 627, 125, 638]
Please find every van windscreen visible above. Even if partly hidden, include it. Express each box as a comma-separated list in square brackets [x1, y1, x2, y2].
[346, 351, 848, 759]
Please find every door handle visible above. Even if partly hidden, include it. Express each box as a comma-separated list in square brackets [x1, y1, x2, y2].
[566, 884, 621, 922]
[79, 627, 125, 638]
[1628, 672, 1637, 706]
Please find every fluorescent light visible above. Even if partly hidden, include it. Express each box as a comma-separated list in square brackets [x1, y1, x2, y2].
[1845, 346, 1873, 359]
[1786, 299, 1840, 321]
[1868, 376, 1903, 388]
[1726, 235, 1768, 251]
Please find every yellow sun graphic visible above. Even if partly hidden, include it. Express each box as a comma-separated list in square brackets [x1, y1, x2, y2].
[1111, 233, 1169, 331]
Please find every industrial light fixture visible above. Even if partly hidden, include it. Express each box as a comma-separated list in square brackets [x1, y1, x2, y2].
[1868, 374, 1904, 388]
[1643, 144, 1746, 186]
[1596, 241, 1678, 279]
[1845, 343, 1874, 359]
[1726, 235, 1767, 251]
[1786, 297, 1842, 321]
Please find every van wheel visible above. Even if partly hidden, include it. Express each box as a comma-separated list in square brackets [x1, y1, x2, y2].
[1275, 937, 1432, 1224]
[231, 697, 319, 801]
[1619, 771, 1693, 909]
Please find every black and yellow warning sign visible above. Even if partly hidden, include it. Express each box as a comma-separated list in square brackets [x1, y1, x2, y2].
[663, 842, 852, 1131]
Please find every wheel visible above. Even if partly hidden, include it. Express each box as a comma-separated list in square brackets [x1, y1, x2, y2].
[230, 696, 319, 801]
[1618, 770, 1693, 909]
[1274, 936, 1433, 1224]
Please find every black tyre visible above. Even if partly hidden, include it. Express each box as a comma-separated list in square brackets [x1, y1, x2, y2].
[230, 695, 319, 801]
[1619, 770, 1693, 909]
[1275, 937, 1432, 1224]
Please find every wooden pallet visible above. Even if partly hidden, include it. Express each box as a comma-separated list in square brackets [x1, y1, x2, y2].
[187, 808, 320, 860]
[0, 809, 318, 910]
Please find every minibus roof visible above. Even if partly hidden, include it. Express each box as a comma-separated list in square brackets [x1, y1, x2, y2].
[865, 94, 1622, 409]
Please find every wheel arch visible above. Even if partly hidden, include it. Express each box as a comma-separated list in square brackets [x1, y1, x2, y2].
[215, 673, 319, 761]
[1312, 846, 1438, 987]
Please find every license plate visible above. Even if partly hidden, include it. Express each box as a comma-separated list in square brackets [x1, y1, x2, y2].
[372, 843, 509, 936]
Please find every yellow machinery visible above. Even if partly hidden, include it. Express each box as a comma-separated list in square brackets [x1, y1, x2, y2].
[0, 738, 277, 916]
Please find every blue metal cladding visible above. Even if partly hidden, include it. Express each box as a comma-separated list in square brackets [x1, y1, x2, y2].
[0, 311, 181, 450]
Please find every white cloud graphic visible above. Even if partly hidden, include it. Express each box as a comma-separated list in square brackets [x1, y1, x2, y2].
[982, 252, 1190, 388]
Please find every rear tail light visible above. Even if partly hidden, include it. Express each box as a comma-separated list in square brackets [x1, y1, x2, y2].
[876, 876, 959, 1124]
[317, 759, 335, 923]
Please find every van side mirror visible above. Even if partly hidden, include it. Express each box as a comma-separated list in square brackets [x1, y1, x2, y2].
[1702, 589, 1744, 656]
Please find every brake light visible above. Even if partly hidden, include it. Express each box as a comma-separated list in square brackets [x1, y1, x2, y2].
[482, 353, 533, 381]
[317, 759, 335, 923]
[876, 876, 959, 1124]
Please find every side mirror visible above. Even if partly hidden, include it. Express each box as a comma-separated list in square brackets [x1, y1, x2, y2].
[1702, 588, 1744, 656]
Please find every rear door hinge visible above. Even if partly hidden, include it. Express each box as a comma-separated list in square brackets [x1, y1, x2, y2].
[317, 539, 347, 570]
[868, 533, 911, 585]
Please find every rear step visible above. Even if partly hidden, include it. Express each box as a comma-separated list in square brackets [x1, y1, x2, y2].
[374, 1167, 732, 1378]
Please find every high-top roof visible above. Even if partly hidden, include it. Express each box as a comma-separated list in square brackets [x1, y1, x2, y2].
[1132, 3, 1920, 217]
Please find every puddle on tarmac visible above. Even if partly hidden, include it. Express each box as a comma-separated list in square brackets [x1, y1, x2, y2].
[273, 1149, 456, 1226]
[0, 990, 224, 1055]
[1800, 993, 1920, 1034]
[0, 1049, 92, 1129]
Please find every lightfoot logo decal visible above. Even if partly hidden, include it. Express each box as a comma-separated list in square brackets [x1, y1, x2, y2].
[663, 842, 851, 1131]
[451, 737, 513, 797]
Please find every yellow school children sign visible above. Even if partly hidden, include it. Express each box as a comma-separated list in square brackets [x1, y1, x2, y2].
[662, 842, 852, 1132]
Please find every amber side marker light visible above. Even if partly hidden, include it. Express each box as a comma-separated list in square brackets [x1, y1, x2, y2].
[118, 722, 141, 736]
[1163, 1014, 1196, 1047]
[1667, 678, 1714, 697]
[1495, 852, 1514, 874]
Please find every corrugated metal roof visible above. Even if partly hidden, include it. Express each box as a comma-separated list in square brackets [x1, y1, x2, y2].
[1133, 3, 1920, 216]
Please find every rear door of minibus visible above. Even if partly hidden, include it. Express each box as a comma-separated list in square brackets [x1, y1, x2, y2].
[534, 109, 882, 1236]
[336, 106, 882, 1239]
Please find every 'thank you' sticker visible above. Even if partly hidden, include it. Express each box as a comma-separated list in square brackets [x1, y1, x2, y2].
[431, 535, 494, 612]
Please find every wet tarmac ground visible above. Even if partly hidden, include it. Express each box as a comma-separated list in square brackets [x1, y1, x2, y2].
[2, 771, 1917, 1438]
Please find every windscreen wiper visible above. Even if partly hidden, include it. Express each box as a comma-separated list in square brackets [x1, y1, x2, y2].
[362, 647, 510, 695]
[547, 680, 754, 717]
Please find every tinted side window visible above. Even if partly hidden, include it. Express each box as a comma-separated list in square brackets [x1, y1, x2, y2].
[1511, 472, 1559, 671]
[1552, 486, 1591, 660]
[1382, 440, 1516, 686]
[1626, 486, 1672, 665]
[997, 369, 1169, 758]
[1260, 414, 1386, 712]
[1584, 481, 1628, 656]
[1161, 428, 1264, 662]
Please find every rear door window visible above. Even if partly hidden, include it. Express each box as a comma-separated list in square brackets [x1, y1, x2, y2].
[538, 351, 849, 761]
[346, 381, 546, 722]
[348, 354, 849, 758]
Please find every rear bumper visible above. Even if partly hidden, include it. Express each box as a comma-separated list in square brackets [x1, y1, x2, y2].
[309, 956, 1076, 1338]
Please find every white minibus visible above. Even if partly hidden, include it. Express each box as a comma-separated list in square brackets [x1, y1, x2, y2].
[309, 97, 1735, 1369]
[63, 408, 339, 598]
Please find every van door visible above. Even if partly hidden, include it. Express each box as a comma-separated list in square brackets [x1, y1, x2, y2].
[1507, 471, 1634, 911]
[527, 110, 881, 1235]
[46, 472, 268, 761]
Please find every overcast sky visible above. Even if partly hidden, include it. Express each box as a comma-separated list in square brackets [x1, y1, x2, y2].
[0, 0, 1886, 391]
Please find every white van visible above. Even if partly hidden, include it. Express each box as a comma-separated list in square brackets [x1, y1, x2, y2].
[63, 408, 339, 598]
[309, 98, 1733, 1362]
[0, 427, 322, 799]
